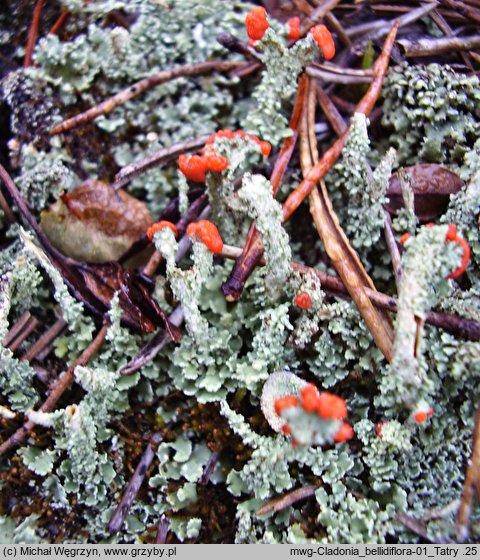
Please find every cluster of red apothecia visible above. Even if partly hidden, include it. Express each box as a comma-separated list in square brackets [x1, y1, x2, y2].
[147, 219, 224, 255]
[274, 383, 354, 445]
[245, 6, 335, 60]
[294, 291, 313, 310]
[399, 223, 471, 280]
[177, 129, 271, 183]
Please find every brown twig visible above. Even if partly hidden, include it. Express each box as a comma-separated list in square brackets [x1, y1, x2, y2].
[2, 311, 33, 348]
[108, 432, 162, 533]
[315, 84, 347, 136]
[7, 316, 40, 352]
[0, 322, 109, 457]
[307, 63, 374, 84]
[222, 21, 399, 303]
[49, 9, 70, 35]
[256, 484, 318, 515]
[24, 0, 44, 67]
[302, 0, 343, 34]
[49, 60, 247, 135]
[219, 245, 480, 341]
[113, 136, 210, 191]
[456, 407, 480, 542]
[216, 32, 263, 62]
[302, 77, 394, 360]
[397, 34, 480, 57]
[384, 212, 403, 287]
[0, 189, 16, 223]
[156, 516, 170, 544]
[20, 318, 68, 362]
[222, 74, 309, 301]
[430, 9, 474, 70]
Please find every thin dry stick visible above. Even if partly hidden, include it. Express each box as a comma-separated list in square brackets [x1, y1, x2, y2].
[108, 432, 162, 533]
[456, 407, 480, 542]
[7, 316, 40, 352]
[315, 84, 347, 137]
[223, 22, 399, 302]
[21, 318, 68, 362]
[256, 485, 318, 515]
[2, 311, 33, 348]
[24, 0, 44, 67]
[156, 516, 170, 544]
[50, 60, 247, 135]
[49, 9, 70, 35]
[302, 78, 394, 360]
[430, 9, 474, 71]
[307, 64, 373, 85]
[0, 323, 109, 457]
[282, 21, 399, 222]
[222, 74, 309, 300]
[324, 12, 352, 49]
[302, 0, 343, 34]
[220, 245, 480, 341]
[384, 211, 402, 287]
[113, 135, 210, 190]
[397, 34, 480, 57]
[0, 189, 16, 223]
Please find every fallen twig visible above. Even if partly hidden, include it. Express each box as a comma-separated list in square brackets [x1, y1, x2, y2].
[0, 322, 109, 457]
[397, 34, 480, 57]
[24, 0, 44, 67]
[456, 407, 480, 542]
[113, 136, 210, 191]
[108, 432, 162, 533]
[49, 60, 248, 135]
[256, 484, 318, 515]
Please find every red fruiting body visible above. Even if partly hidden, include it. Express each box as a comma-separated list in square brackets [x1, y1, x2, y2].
[178, 154, 208, 182]
[445, 224, 457, 241]
[445, 225, 471, 280]
[186, 220, 224, 254]
[376, 422, 384, 439]
[205, 154, 229, 172]
[245, 6, 269, 42]
[413, 408, 433, 423]
[310, 24, 335, 60]
[294, 291, 313, 309]
[274, 395, 299, 416]
[281, 424, 292, 436]
[300, 383, 320, 413]
[333, 422, 354, 443]
[399, 233, 411, 246]
[316, 392, 348, 420]
[260, 141, 272, 156]
[287, 17, 301, 40]
[146, 221, 178, 241]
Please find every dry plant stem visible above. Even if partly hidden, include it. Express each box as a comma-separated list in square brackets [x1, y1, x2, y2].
[220, 245, 480, 341]
[24, 0, 44, 67]
[113, 136, 210, 190]
[0, 323, 109, 457]
[397, 35, 480, 57]
[21, 318, 68, 362]
[440, 0, 480, 24]
[456, 407, 480, 542]
[156, 516, 170, 545]
[216, 32, 263, 62]
[2, 311, 33, 348]
[302, 0, 343, 34]
[430, 9, 474, 70]
[256, 485, 318, 516]
[302, 79, 394, 361]
[49, 9, 70, 35]
[108, 432, 162, 534]
[384, 211, 402, 287]
[49, 60, 247, 135]
[315, 84, 347, 136]
[223, 21, 396, 303]
[199, 451, 219, 485]
[7, 316, 40, 352]
[283, 20, 399, 223]
[307, 64, 374, 85]
[222, 74, 309, 300]
[324, 12, 352, 49]
[395, 513, 452, 544]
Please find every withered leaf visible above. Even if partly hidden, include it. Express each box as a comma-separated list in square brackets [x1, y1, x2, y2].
[41, 180, 153, 263]
[386, 164, 464, 222]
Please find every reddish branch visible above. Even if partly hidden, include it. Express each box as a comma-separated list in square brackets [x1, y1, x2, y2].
[223, 21, 399, 302]
[24, 0, 44, 67]
[49, 60, 247, 135]
[0, 323, 109, 456]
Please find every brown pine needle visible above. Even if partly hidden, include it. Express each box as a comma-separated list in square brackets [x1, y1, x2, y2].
[49, 60, 247, 135]
[24, 0, 44, 67]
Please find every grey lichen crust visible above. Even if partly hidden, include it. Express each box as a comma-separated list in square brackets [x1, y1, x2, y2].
[1, 0, 480, 546]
